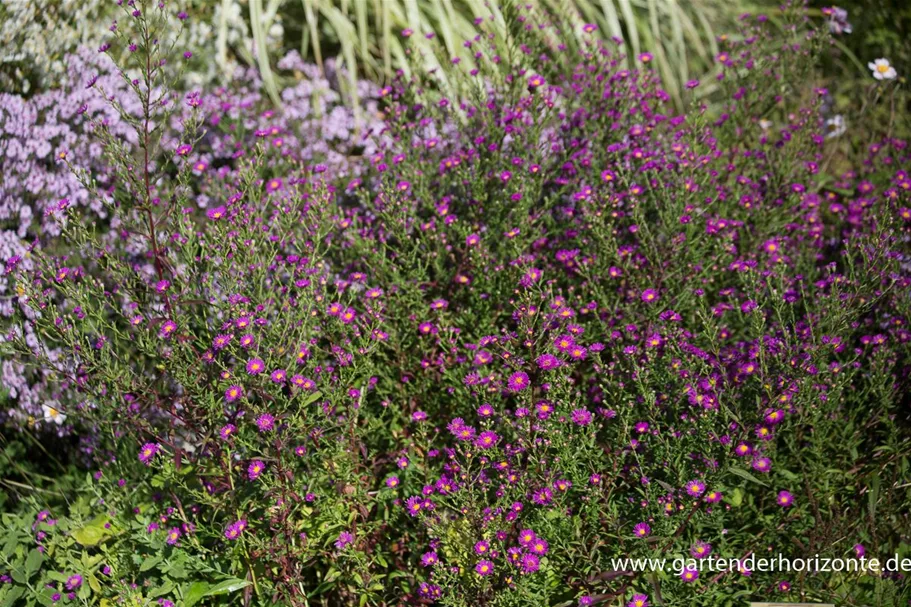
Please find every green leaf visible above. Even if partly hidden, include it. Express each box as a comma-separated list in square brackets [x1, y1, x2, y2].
[204, 578, 252, 596]
[728, 466, 769, 488]
[869, 475, 881, 521]
[72, 516, 114, 547]
[730, 487, 744, 507]
[72, 526, 107, 546]
[2, 535, 19, 559]
[139, 555, 162, 572]
[0, 586, 25, 607]
[300, 391, 323, 407]
[149, 580, 176, 598]
[777, 468, 800, 482]
[25, 549, 43, 577]
[182, 581, 210, 607]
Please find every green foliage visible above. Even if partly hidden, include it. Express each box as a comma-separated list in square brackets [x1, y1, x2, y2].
[260, 0, 747, 109]
[2, 1, 911, 606]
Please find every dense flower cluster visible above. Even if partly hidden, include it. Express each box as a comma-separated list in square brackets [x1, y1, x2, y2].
[1, 31, 382, 430]
[2, 2, 910, 607]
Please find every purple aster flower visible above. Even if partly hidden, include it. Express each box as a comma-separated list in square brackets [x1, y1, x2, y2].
[421, 551, 439, 566]
[224, 520, 246, 540]
[532, 487, 553, 505]
[255, 413, 275, 432]
[166, 527, 181, 545]
[685, 480, 706, 497]
[752, 456, 772, 473]
[335, 531, 354, 550]
[530, 538, 549, 555]
[225, 385, 243, 402]
[474, 431, 499, 449]
[520, 553, 540, 574]
[66, 575, 83, 590]
[475, 559, 494, 576]
[246, 358, 265, 375]
[690, 540, 712, 559]
[680, 566, 699, 582]
[247, 460, 265, 480]
[776, 490, 794, 507]
[138, 443, 160, 466]
[571, 408, 593, 426]
[628, 594, 649, 607]
[159, 320, 177, 338]
[518, 529, 536, 546]
[536, 354, 561, 370]
[507, 371, 530, 392]
[633, 522, 651, 537]
[405, 496, 423, 516]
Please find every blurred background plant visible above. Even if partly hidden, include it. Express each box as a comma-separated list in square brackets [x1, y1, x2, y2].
[1, 0, 758, 110]
[4, 1, 907, 114]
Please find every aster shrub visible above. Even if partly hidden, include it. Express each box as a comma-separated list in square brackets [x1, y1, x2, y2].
[0, 8, 382, 432]
[2, 1, 911, 607]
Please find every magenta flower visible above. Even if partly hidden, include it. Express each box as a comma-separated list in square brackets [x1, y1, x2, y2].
[475, 559, 494, 576]
[752, 456, 772, 473]
[255, 413, 275, 432]
[421, 551, 438, 566]
[520, 553, 540, 574]
[518, 529, 536, 547]
[685, 479, 706, 497]
[166, 527, 181, 545]
[680, 566, 699, 582]
[246, 358, 265, 375]
[690, 541, 712, 559]
[628, 593, 649, 607]
[247, 460, 265, 480]
[571, 408, 593, 426]
[225, 385, 243, 402]
[65, 574, 83, 590]
[507, 371, 530, 392]
[530, 538, 549, 555]
[335, 531, 354, 550]
[474, 431, 499, 449]
[536, 354, 561, 370]
[158, 320, 177, 338]
[138, 443, 160, 466]
[776, 490, 794, 507]
[224, 520, 246, 540]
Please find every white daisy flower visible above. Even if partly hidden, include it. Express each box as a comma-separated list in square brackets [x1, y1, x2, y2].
[41, 403, 66, 425]
[825, 115, 846, 139]
[868, 58, 897, 81]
